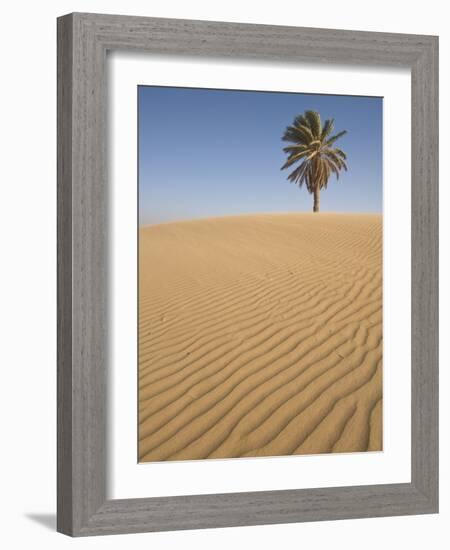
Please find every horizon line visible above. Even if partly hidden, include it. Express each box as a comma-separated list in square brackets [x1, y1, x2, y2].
[139, 210, 383, 228]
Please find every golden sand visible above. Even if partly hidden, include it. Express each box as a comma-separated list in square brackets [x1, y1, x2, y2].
[138, 213, 382, 462]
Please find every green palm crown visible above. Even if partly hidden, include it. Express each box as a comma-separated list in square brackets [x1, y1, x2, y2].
[281, 110, 348, 212]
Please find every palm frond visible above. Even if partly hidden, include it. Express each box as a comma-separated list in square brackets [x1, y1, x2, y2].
[286, 162, 307, 186]
[282, 124, 314, 144]
[324, 149, 345, 168]
[281, 150, 311, 170]
[293, 114, 307, 128]
[333, 148, 347, 160]
[325, 130, 347, 146]
[294, 124, 315, 143]
[321, 118, 334, 140]
[282, 144, 310, 153]
[327, 159, 342, 179]
[304, 110, 322, 139]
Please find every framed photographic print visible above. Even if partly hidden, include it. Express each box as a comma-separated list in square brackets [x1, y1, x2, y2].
[57, 13, 438, 536]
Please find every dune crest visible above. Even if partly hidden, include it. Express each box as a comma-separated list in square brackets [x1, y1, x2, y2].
[138, 213, 382, 462]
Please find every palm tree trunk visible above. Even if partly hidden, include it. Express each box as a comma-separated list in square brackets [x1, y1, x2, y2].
[313, 187, 320, 212]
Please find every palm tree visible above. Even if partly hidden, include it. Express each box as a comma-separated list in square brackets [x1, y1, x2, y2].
[281, 110, 348, 212]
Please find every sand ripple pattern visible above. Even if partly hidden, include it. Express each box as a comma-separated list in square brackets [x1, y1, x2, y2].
[138, 213, 383, 462]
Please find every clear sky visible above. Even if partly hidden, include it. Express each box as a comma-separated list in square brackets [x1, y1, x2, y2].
[138, 86, 382, 225]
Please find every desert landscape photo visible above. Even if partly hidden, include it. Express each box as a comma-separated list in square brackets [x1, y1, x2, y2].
[138, 86, 383, 462]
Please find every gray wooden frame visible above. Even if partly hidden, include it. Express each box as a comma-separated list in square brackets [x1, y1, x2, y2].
[57, 12, 438, 537]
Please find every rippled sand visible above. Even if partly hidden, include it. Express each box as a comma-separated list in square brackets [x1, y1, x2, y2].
[138, 213, 382, 462]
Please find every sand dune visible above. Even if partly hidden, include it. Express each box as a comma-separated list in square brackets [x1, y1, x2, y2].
[138, 213, 382, 462]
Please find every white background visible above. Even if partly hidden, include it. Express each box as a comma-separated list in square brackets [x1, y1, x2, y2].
[109, 54, 411, 498]
[0, 1, 447, 549]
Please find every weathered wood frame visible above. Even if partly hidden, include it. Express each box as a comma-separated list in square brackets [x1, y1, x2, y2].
[57, 12, 438, 536]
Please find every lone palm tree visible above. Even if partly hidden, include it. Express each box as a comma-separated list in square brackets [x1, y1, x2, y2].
[281, 110, 348, 212]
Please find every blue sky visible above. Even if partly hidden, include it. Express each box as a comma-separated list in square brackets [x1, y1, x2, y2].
[138, 86, 382, 225]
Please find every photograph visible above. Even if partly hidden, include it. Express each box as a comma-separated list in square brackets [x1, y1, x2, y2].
[137, 86, 383, 462]
[1, 0, 442, 542]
